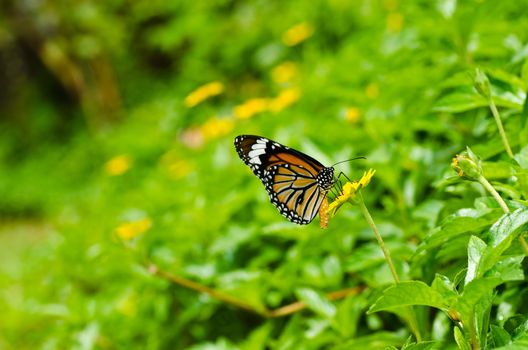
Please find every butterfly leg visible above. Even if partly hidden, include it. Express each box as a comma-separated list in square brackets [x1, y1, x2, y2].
[336, 171, 351, 182]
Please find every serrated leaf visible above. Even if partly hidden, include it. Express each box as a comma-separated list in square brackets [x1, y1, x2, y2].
[294, 287, 336, 319]
[479, 207, 528, 275]
[487, 255, 525, 282]
[368, 281, 446, 313]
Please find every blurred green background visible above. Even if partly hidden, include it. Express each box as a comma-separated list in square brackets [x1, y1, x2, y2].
[1, 0, 528, 349]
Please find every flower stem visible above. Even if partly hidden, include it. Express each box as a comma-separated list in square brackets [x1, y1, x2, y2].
[356, 191, 422, 342]
[478, 174, 528, 255]
[477, 175, 509, 213]
[488, 98, 514, 159]
[357, 192, 399, 283]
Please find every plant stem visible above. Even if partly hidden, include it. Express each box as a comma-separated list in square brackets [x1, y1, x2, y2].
[477, 175, 510, 213]
[357, 192, 399, 283]
[488, 98, 514, 159]
[478, 174, 528, 255]
[356, 191, 422, 342]
[147, 263, 266, 316]
[146, 260, 363, 318]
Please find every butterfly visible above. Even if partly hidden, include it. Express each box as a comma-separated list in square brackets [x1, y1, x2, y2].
[234, 135, 337, 225]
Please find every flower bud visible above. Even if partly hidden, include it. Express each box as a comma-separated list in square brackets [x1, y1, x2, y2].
[452, 147, 482, 181]
[474, 68, 491, 99]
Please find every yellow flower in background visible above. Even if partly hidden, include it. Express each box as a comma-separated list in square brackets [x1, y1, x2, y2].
[282, 22, 314, 46]
[167, 159, 193, 180]
[365, 83, 379, 99]
[201, 116, 234, 140]
[272, 61, 298, 84]
[387, 12, 404, 32]
[269, 88, 300, 112]
[116, 291, 138, 317]
[115, 218, 152, 240]
[184, 81, 224, 108]
[383, 0, 399, 11]
[344, 107, 361, 123]
[327, 169, 376, 216]
[105, 155, 132, 176]
[234, 98, 270, 119]
[160, 150, 193, 179]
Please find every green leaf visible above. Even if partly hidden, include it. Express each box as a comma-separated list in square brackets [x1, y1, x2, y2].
[487, 255, 525, 282]
[334, 293, 366, 338]
[294, 287, 336, 319]
[453, 277, 502, 324]
[487, 68, 528, 91]
[402, 340, 441, 350]
[415, 209, 501, 256]
[465, 235, 487, 284]
[480, 207, 528, 275]
[489, 325, 512, 348]
[431, 274, 458, 301]
[433, 91, 488, 113]
[332, 331, 406, 350]
[368, 281, 446, 313]
[321, 254, 343, 285]
[454, 326, 471, 350]
[240, 323, 272, 350]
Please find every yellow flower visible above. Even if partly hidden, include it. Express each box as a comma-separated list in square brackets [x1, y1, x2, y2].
[269, 88, 300, 112]
[365, 83, 379, 99]
[200, 116, 234, 140]
[344, 107, 361, 123]
[115, 218, 152, 240]
[234, 98, 270, 119]
[105, 155, 132, 176]
[387, 12, 404, 32]
[383, 0, 399, 11]
[184, 81, 224, 108]
[282, 22, 314, 46]
[160, 150, 193, 179]
[327, 169, 376, 216]
[116, 291, 137, 317]
[319, 197, 329, 229]
[272, 61, 298, 84]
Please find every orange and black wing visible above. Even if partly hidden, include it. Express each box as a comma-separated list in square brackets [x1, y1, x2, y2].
[234, 135, 331, 224]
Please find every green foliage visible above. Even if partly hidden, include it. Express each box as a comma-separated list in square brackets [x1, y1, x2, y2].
[1, 0, 528, 349]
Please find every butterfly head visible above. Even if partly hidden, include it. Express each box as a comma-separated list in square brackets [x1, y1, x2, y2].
[317, 167, 335, 191]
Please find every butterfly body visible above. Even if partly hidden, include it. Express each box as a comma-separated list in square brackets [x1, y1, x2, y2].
[234, 135, 335, 225]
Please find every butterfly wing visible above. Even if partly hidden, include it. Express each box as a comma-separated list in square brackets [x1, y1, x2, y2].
[234, 135, 330, 224]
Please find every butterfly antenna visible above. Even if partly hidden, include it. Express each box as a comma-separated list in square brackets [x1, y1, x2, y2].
[331, 156, 366, 168]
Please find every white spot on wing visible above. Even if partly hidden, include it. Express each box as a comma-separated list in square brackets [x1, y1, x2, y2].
[248, 149, 266, 158]
[251, 143, 266, 150]
[249, 157, 261, 164]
